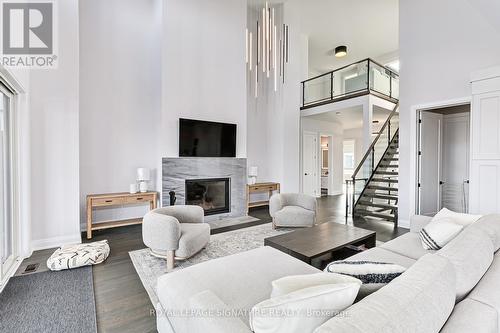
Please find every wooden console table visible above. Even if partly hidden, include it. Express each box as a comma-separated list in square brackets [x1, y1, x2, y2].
[246, 182, 280, 214]
[86, 192, 158, 239]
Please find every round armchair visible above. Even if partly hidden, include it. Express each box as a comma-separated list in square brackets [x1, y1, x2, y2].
[142, 205, 210, 270]
[269, 193, 317, 229]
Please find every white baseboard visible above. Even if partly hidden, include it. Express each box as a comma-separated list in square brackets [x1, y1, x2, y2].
[0, 257, 23, 293]
[398, 219, 410, 229]
[31, 233, 82, 251]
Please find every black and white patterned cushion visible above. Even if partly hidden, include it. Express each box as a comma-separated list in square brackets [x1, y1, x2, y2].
[324, 260, 406, 298]
[47, 240, 110, 271]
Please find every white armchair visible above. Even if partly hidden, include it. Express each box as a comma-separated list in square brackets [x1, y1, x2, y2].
[269, 193, 317, 229]
[142, 205, 210, 270]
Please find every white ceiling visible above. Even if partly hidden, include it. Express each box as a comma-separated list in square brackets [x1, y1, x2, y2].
[297, 0, 399, 75]
[306, 105, 392, 130]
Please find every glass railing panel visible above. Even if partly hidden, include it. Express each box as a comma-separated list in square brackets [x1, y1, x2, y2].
[303, 74, 331, 106]
[302, 60, 370, 107]
[369, 61, 391, 96]
[334, 60, 368, 97]
[390, 74, 399, 99]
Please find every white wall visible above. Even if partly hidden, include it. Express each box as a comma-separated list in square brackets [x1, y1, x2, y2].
[343, 127, 364, 167]
[301, 118, 343, 195]
[30, 0, 81, 249]
[399, 0, 500, 227]
[162, 0, 247, 159]
[79, 0, 162, 227]
[247, 0, 304, 192]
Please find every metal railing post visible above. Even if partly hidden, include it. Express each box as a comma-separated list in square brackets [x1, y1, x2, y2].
[345, 180, 349, 218]
[352, 177, 356, 217]
[302, 82, 305, 107]
[371, 148, 375, 173]
[388, 121, 391, 146]
[367, 59, 371, 91]
[330, 72, 334, 100]
[389, 74, 393, 99]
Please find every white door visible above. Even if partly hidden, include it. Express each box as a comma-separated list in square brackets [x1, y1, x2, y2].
[302, 132, 318, 196]
[442, 113, 470, 212]
[470, 91, 500, 214]
[0, 88, 15, 282]
[418, 111, 443, 216]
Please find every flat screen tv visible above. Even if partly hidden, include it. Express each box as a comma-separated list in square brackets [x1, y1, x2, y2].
[179, 118, 237, 157]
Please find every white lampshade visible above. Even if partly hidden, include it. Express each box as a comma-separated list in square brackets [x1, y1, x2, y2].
[137, 168, 151, 181]
[249, 166, 258, 177]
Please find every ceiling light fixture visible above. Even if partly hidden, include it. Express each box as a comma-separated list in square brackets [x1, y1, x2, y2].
[335, 45, 347, 58]
[246, 1, 289, 98]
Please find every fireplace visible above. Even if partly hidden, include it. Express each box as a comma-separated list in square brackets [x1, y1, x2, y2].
[185, 178, 231, 216]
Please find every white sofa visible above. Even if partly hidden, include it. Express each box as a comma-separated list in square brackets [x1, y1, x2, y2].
[156, 214, 500, 333]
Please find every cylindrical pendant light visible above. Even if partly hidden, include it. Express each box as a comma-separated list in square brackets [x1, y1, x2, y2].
[335, 45, 347, 58]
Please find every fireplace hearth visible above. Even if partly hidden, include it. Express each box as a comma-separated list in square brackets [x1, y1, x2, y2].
[185, 178, 230, 215]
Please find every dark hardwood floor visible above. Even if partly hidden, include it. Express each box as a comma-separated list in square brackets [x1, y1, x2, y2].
[14, 194, 406, 333]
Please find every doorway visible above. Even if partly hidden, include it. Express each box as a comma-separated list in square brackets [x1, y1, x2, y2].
[0, 85, 15, 282]
[416, 104, 471, 215]
[302, 132, 318, 196]
[320, 136, 332, 196]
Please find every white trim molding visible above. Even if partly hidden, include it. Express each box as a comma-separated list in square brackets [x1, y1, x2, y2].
[31, 234, 82, 252]
[408, 97, 472, 221]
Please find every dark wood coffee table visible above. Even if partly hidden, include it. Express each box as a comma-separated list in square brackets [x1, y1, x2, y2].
[264, 222, 376, 265]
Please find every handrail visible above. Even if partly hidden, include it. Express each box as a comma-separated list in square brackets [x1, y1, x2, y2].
[351, 103, 399, 178]
[301, 59, 399, 109]
[301, 58, 399, 84]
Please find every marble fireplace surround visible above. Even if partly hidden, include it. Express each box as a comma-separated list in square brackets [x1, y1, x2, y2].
[162, 158, 247, 219]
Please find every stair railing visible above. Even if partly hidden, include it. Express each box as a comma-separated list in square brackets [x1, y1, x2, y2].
[346, 103, 400, 217]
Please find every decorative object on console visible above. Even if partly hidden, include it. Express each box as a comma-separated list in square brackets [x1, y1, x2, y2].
[248, 166, 258, 184]
[419, 217, 464, 250]
[47, 240, 110, 271]
[142, 205, 210, 271]
[324, 260, 406, 299]
[169, 191, 176, 206]
[129, 183, 138, 194]
[137, 167, 151, 193]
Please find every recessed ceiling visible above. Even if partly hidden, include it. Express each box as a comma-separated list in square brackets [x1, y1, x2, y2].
[297, 0, 399, 76]
[305, 105, 392, 130]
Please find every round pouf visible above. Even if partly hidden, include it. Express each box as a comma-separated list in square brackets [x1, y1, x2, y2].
[47, 240, 110, 271]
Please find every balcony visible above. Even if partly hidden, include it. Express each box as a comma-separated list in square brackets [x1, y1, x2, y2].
[301, 59, 399, 110]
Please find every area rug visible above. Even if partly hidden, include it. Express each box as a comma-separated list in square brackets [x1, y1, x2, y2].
[130, 223, 291, 307]
[0, 266, 97, 333]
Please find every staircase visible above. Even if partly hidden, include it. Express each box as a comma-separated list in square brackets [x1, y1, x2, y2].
[347, 103, 399, 226]
[354, 130, 399, 224]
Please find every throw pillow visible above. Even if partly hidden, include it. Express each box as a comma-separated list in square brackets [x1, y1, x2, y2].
[47, 240, 110, 271]
[432, 208, 482, 226]
[250, 283, 360, 333]
[419, 218, 464, 250]
[270, 272, 361, 298]
[324, 260, 406, 298]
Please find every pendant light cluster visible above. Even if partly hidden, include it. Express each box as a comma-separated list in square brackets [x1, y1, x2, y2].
[246, 2, 289, 98]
